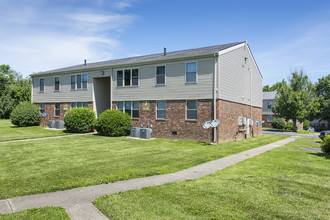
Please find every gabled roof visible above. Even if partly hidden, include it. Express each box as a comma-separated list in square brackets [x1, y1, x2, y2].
[31, 42, 245, 76]
[263, 91, 276, 100]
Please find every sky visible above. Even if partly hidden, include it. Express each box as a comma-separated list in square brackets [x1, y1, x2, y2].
[0, 0, 329, 86]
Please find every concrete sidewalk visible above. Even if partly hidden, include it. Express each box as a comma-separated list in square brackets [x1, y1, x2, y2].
[0, 136, 298, 220]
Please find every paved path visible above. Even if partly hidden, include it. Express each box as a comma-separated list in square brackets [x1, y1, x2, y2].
[263, 129, 319, 138]
[0, 136, 297, 220]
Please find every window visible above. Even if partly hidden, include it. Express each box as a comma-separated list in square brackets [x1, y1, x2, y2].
[71, 74, 88, 90]
[71, 102, 89, 108]
[117, 101, 139, 118]
[267, 115, 272, 122]
[267, 101, 273, 109]
[77, 75, 82, 89]
[82, 74, 88, 89]
[157, 101, 166, 119]
[116, 69, 139, 87]
[40, 78, 44, 92]
[117, 71, 123, 87]
[71, 75, 76, 90]
[55, 103, 60, 116]
[186, 62, 197, 83]
[55, 77, 60, 91]
[156, 66, 165, 85]
[132, 69, 138, 86]
[40, 103, 45, 113]
[186, 100, 197, 120]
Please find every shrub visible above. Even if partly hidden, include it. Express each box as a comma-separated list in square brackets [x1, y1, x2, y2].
[303, 119, 310, 130]
[321, 135, 330, 154]
[271, 118, 286, 129]
[10, 102, 41, 127]
[64, 108, 96, 133]
[286, 121, 293, 130]
[94, 110, 132, 136]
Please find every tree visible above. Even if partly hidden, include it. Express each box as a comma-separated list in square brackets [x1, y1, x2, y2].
[272, 71, 320, 132]
[263, 82, 281, 92]
[315, 74, 330, 123]
[0, 64, 31, 119]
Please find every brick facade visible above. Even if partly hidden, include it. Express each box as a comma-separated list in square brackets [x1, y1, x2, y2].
[36, 102, 93, 126]
[262, 115, 304, 130]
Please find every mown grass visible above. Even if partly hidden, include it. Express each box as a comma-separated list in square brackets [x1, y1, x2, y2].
[94, 137, 329, 220]
[0, 207, 70, 220]
[0, 120, 72, 142]
[263, 127, 318, 134]
[0, 134, 285, 199]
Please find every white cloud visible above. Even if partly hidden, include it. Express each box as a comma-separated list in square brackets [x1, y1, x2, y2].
[0, 0, 137, 76]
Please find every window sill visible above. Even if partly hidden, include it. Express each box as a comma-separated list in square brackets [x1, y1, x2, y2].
[54, 116, 60, 118]
[155, 84, 166, 87]
[116, 86, 139, 88]
[185, 119, 198, 122]
[54, 90, 60, 92]
[156, 118, 166, 121]
[70, 89, 88, 91]
[185, 82, 197, 84]
[39, 91, 44, 93]
[132, 118, 139, 120]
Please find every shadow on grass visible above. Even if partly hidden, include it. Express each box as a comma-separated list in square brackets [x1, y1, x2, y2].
[308, 152, 330, 159]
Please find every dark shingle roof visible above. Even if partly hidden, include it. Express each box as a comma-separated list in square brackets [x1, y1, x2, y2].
[33, 42, 245, 75]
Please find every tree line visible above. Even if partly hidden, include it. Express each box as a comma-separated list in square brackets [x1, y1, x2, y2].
[263, 71, 329, 131]
[0, 64, 31, 119]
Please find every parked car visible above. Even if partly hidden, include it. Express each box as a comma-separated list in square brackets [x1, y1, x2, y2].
[319, 130, 330, 140]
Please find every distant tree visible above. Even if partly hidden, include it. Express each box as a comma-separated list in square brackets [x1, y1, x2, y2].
[0, 64, 31, 119]
[315, 74, 330, 123]
[272, 71, 320, 132]
[263, 82, 281, 92]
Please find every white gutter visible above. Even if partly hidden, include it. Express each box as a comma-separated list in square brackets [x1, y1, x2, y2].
[213, 53, 218, 143]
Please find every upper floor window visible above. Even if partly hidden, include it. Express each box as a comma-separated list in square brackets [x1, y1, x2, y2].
[117, 101, 139, 118]
[157, 101, 166, 119]
[40, 103, 45, 113]
[71, 74, 87, 90]
[117, 69, 138, 87]
[267, 101, 273, 109]
[55, 77, 60, 91]
[156, 66, 165, 85]
[55, 103, 60, 116]
[40, 78, 44, 92]
[186, 62, 197, 83]
[186, 100, 197, 120]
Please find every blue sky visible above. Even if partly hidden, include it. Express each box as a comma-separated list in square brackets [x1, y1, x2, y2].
[0, 0, 329, 86]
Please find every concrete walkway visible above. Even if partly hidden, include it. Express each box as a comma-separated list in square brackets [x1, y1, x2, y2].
[0, 136, 297, 220]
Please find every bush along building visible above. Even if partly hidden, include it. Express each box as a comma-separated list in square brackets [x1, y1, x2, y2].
[31, 41, 263, 143]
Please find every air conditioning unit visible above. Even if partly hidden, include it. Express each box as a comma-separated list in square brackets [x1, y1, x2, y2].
[48, 121, 55, 128]
[55, 121, 65, 129]
[130, 127, 140, 138]
[140, 128, 152, 139]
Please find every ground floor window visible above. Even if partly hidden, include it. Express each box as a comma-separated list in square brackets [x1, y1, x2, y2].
[117, 101, 139, 118]
[157, 101, 166, 119]
[267, 115, 272, 122]
[186, 100, 197, 120]
[71, 102, 89, 108]
[40, 103, 45, 113]
[55, 103, 60, 116]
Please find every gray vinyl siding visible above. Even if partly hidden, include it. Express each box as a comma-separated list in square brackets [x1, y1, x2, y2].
[32, 69, 112, 103]
[218, 45, 262, 107]
[112, 58, 214, 101]
[262, 99, 275, 115]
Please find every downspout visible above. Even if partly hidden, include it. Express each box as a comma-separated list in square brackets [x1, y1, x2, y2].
[213, 53, 218, 143]
[250, 68, 252, 136]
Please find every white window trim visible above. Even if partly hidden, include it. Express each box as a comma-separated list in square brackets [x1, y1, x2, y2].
[156, 100, 166, 119]
[39, 78, 45, 93]
[70, 73, 88, 90]
[185, 61, 198, 84]
[155, 65, 166, 86]
[116, 101, 140, 118]
[186, 100, 198, 120]
[54, 76, 60, 92]
[116, 68, 139, 88]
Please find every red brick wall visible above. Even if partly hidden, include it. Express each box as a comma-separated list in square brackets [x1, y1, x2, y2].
[262, 115, 273, 128]
[217, 99, 262, 143]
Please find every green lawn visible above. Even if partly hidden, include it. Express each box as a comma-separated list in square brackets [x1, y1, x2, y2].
[0, 207, 70, 220]
[263, 127, 318, 134]
[94, 137, 329, 220]
[0, 120, 72, 142]
[0, 134, 286, 199]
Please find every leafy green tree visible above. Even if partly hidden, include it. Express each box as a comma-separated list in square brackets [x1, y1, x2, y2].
[272, 71, 320, 132]
[263, 82, 281, 92]
[0, 64, 31, 119]
[315, 74, 330, 123]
